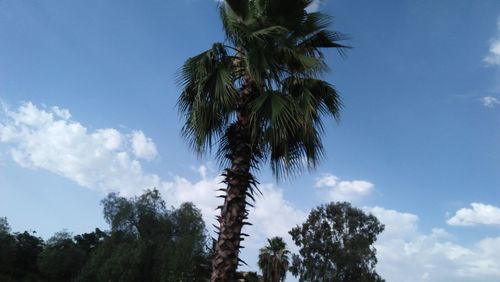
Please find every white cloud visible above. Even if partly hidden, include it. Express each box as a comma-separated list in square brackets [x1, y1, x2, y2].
[130, 130, 158, 160]
[0, 101, 306, 274]
[51, 106, 72, 120]
[480, 96, 500, 108]
[315, 173, 339, 187]
[165, 175, 308, 272]
[160, 173, 222, 227]
[157, 171, 307, 275]
[4, 102, 500, 281]
[368, 206, 419, 239]
[447, 203, 500, 226]
[239, 184, 307, 273]
[484, 40, 500, 66]
[366, 206, 500, 282]
[306, 0, 324, 13]
[0, 102, 160, 195]
[315, 173, 374, 202]
[484, 19, 500, 66]
[249, 184, 307, 240]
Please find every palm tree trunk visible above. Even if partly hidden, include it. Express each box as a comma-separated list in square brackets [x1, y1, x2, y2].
[210, 78, 256, 282]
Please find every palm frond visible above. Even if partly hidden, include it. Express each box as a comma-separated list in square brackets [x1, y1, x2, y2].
[179, 0, 348, 178]
[224, 0, 250, 21]
[177, 43, 238, 154]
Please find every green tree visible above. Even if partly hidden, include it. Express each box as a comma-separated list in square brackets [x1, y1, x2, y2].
[0, 217, 16, 281]
[258, 237, 290, 282]
[76, 232, 147, 282]
[73, 228, 107, 255]
[289, 202, 385, 282]
[77, 189, 211, 282]
[178, 0, 347, 280]
[38, 231, 86, 282]
[163, 202, 212, 281]
[243, 271, 260, 282]
[0, 217, 9, 234]
[0, 218, 45, 281]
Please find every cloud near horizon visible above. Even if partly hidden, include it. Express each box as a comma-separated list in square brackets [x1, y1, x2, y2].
[367, 206, 500, 282]
[447, 203, 500, 226]
[0, 101, 306, 272]
[2, 101, 500, 281]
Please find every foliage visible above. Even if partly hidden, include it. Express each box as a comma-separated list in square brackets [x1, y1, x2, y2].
[243, 271, 261, 282]
[38, 231, 86, 282]
[73, 228, 107, 255]
[289, 202, 385, 282]
[178, 0, 348, 179]
[78, 189, 211, 282]
[0, 224, 44, 282]
[178, 0, 348, 279]
[0, 189, 212, 282]
[0, 217, 10, 234]
[258, 237, 290, 282]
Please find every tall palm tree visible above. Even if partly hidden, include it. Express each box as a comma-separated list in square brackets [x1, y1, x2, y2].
[258, 237, 290, 282]
[177, 0, 348, 280]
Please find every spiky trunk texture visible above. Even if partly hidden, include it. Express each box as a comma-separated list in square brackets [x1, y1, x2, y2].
[210, 78, 257, 282]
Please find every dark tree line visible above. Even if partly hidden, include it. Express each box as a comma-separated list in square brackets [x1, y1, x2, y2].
[1, 191, 385, 282]
[0, 189, 212, 282]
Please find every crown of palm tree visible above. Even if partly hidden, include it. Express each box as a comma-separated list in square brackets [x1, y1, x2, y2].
[258, 237, 290, 282]
[178, 0, 348, 180]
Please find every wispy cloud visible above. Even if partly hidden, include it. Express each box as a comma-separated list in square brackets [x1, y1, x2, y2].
[484, 40, 500, 66]
[315, 173, 374, 202]
[447, 203, 500, 226]
[484, 18, 500, 66]
[480, 96, 500, 108]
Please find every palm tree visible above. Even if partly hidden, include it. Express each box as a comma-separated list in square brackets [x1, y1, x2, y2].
[177, 0, 348, 280]
[258, 237, 290, 282]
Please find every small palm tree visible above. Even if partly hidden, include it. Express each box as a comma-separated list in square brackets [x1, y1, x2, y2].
[178, 0, 348, 280]
[258, 237, 290, 282]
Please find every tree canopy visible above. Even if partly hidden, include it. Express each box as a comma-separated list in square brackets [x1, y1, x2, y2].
[178, 1, 348, 279]
[0, 189, 212, 282]
[289, 202, 385, 282]
[258, 237, 290, 282]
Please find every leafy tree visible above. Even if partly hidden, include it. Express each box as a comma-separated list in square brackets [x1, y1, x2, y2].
[163, 202, 211, 281]
[0, 217, 10, 234]
[178, 0, 348, 279]
[0, 218, 44, 281]
[0, 218, 16, 281]
[289, 202, 385, 282]
[77, 232, 147, 282]
[11, 231, 44, 281]
[38, 231, 86, 282]
[243, 271, 260, 282]
[73, 228, 107, 255]
[78, 189, 211, 282]
[258, 237, 289, 282]
[0, 191, 211, 282]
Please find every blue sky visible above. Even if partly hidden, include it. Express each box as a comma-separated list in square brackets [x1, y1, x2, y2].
[1, 0, 500, 281]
